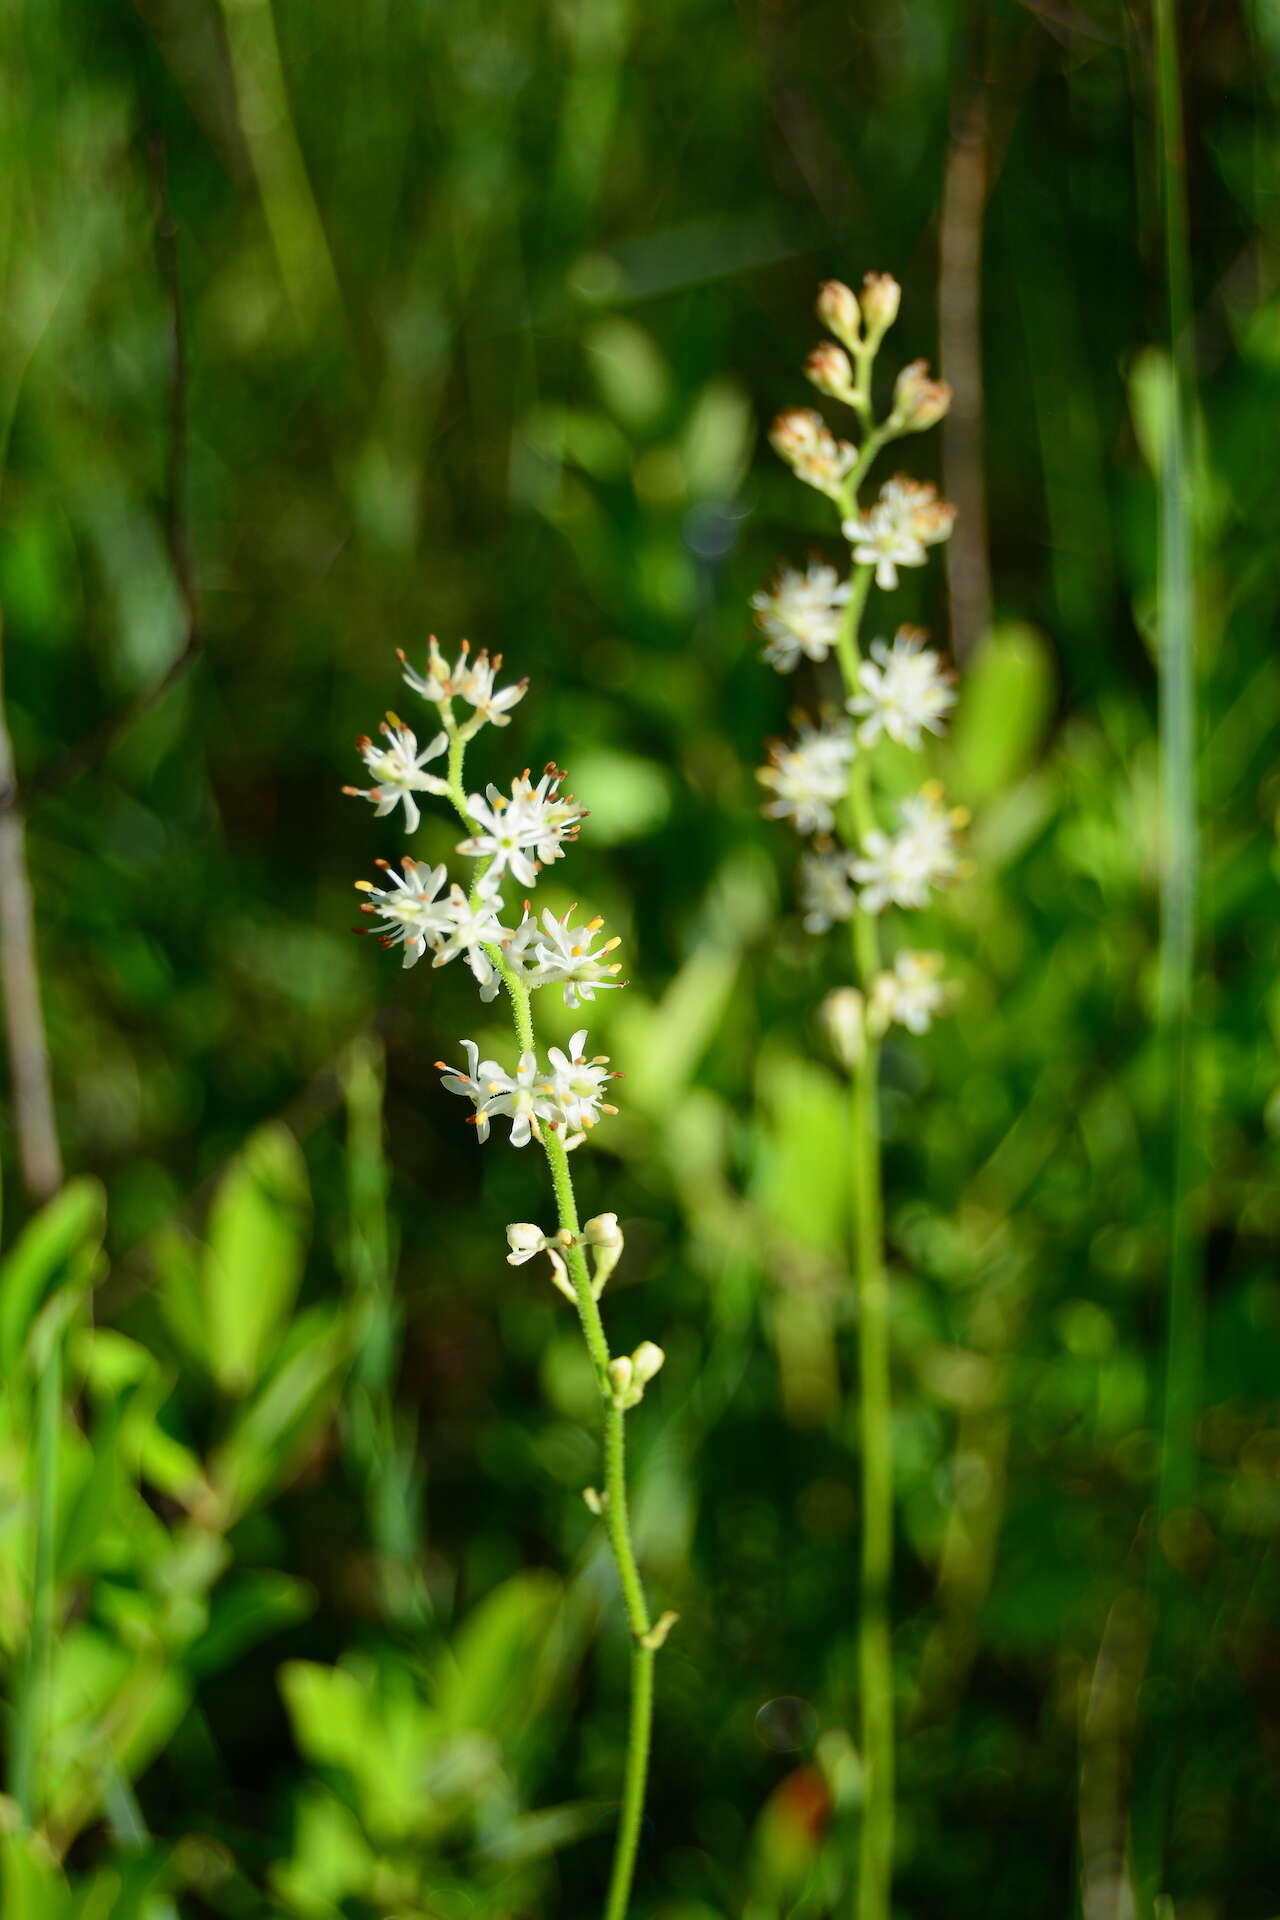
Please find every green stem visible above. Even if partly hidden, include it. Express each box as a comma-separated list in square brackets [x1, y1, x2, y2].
[834, 554, 893, 1919]
[11, 1325, 62, 1826]
[541, 1126, 655, 1920]
[851, 1039, 892, 1919]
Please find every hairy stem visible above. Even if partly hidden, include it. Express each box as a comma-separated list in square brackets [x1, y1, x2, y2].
[542, 1126, 655, 1920]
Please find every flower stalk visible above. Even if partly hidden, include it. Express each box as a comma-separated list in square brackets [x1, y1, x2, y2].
[348, 634, 665, 1920]
[753, 273, 965, 1918]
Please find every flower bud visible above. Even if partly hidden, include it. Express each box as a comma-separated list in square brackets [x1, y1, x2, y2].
[816, 279, 861, 351]
[768, 408, 858, 503]
[860, 272, 901, 342]
[890, 359, 952, 433]
[639, 1608, 680, 1651]
[769, 407, 823, 462]
[822, 987, 866, 1072]
[805, 342, 856, 405]
[584, 1212, 622, 1248]
[505, 1222, 547, 1265]
[607, 1356, 634, 1407]
[631, 1341, 666, 1387]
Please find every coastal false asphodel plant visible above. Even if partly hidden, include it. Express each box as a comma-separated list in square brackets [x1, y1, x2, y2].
[752, 275, 966, 1920]
[345, 638, 674, 1920]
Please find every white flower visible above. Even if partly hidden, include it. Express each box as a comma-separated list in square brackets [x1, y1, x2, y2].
[849, 785, 966, 913]
[520, 907, 625, 1008]
[506, 767, 587, 869]
[457, 767, 587, 889]
[437, 1044, 557, 1147]
[769, 409, 859, 502]
[455, 647, 529, 727]
[343, 716, 448, 833]
[437, 1032, 618, 1147]
[758, 719, 855, 837]
[869, 950, 950, 1034]
[431, 886, 508, 999]
[399, 637, 527, 728]
[842, 477, 955, 590]
[750, 563, 852, 673]
[506, 1221, 577, 1299]
[354, 858, 453, 967]
[848, 629, 956, 749]
[545, 1028, 618, 1136]
[355, 861, 508, 990]
[436, 1040, 511, 1142]
[799, 848, 856, 934]
[505, 1222, 550, 1265]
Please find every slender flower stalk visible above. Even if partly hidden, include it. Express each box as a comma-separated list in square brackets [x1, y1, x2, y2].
[347, 636, 672, 1920]
[754, 275, 966, 1918]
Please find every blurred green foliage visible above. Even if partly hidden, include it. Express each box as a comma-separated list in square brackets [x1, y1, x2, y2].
[1, 0, 1279, 1914]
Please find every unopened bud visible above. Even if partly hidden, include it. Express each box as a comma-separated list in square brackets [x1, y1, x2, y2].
[631, 1341, 666, 1388]
[768, 408, 857, 502]
[816, 279, 861, 352]
[805, 342, 856, 405]
[583, 1486, 606, 1515]
[860, 272, 901, 342]
[639, 1608, 680, 1651]
[584, 1212, 624, 1299]
[607, 1356, 634, 1407]
[822, 987, 866, 1072]
[891, 359, 951, 432]
[769, 407, 823, 461]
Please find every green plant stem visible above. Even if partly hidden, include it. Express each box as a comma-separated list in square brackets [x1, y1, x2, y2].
[11, 1325, 62, 1826]
[832, 561, 893, 1920]
[542, 1126, 655, 1920]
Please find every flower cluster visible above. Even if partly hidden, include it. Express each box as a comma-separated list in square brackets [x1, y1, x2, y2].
[438, 1030, 618, 1150]
[752, 272, 970, 1042]
[751, 563, 852, 673]
[844, 478, 956, 592]
[348, 635, 626, 1144]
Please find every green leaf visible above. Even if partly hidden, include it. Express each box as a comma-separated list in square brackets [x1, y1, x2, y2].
[680, 378, 754, 497]
[187, 1570, 315, 1675]
[279, 1658, 436, 1840]
[585, 316, 672, 431]
[751, 1048, 848, 1259]
[436, 1569, 562, 1738]
[147, 1223, 207, 1372]
[948, 622, 1055, 806]
[210, 1306, 350, 1521]
[565, 748, 672, 845]
[0, 1178, 105, 1376]
[0, 1833, 69, 1920]
[203, 1124, 312, 1396]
